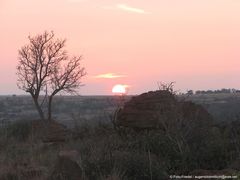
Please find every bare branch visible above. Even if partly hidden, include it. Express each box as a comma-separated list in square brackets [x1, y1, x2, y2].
[16, 31, 86, 120]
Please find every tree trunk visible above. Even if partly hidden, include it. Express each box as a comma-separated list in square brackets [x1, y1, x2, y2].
[33, 97, 45, 120]
[48, 95, 53, 121]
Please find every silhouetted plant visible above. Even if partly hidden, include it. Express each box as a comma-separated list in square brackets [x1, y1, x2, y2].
[6, 120, 32, 141]
[17, 31, 86, 121]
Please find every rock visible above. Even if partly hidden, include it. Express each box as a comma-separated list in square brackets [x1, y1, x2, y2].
[59, 150, 80, 162]
[49, 150, 82, 180]
[180, 101, 213, 131]
[116, 90, 213, 130]
[179, 101, 213, 142]
[116, 90, 177, 129]
[32, 120, 69, 143]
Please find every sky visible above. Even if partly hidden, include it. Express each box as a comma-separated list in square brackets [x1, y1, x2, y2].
[0, 0, 240, 95]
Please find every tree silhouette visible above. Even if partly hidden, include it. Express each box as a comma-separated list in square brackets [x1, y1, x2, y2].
[17, 31, 86, 121]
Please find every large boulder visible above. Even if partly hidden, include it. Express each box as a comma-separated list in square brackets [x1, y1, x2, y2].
[116, 90, 213, 130]
[32, 120, 69, 143]
[48, 150, 82, 180]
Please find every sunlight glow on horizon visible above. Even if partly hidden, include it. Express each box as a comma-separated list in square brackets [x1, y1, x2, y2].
[112, 84, 127, 95]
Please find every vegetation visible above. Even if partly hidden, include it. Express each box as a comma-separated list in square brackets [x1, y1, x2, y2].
[16, 31, 86, 121]
[1, 90, 240, 179]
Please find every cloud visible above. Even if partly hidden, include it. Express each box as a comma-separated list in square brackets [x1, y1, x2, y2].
[94, 73, 126, 79]
[123, 84, 130, 88]
[67, 0, 86, 3]
[116, 4, 147, 14]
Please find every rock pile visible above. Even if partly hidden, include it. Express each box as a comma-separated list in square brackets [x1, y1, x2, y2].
[116, 90, 213, 130]
[49, 150, 82, 180]
[32, 120, 69, 143]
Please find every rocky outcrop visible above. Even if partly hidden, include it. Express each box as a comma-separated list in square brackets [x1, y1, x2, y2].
[32, 121, 69, 143]
[49, 150, 82, 180]
[116, 90, 213, 130]
[58, 150, 80, 162]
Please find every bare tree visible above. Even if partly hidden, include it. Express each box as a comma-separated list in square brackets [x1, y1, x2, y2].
[17, 31, 86, 121]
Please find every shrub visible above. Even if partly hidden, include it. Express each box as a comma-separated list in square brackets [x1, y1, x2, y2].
[6, 120, 32, 141]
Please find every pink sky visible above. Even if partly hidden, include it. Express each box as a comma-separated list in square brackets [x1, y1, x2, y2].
[0, 0, 240, 95]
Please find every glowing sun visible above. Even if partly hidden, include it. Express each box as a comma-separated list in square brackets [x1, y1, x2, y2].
[112, 84, 127, 94]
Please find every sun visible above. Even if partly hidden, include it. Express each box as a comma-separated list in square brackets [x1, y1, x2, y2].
[112, 84, 126, 95]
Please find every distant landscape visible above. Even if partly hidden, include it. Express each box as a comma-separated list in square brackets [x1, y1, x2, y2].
[1, 91, 240, 127]
[0, 95, 129, 128]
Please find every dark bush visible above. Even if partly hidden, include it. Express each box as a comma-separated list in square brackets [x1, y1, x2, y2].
[6, 120, 32, 141]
